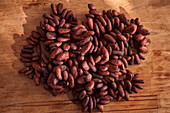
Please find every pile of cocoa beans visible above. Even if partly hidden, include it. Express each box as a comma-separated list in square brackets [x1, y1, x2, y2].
[19, 3, 150, 112]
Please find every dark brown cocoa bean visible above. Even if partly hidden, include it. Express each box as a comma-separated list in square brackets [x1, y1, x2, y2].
[109, 82, 117, 90]
[138, 52, 145, 60]
[86, 81, 95, 91]
[89, 55, 95, 65]
[98, 65, 108, 71]
[94, 22, 100, 37]
[117, 34, 127, 41]
[28, 36, 39, 44]
[88, 62, 97, 72]
[104, 76, 115, 82]
[104, 14, 112, 32]
[80, 41, 92, 55]
[138, 29, 150, 35]
[25, 69, 33, 75]
[124, 90, 130, 101]
[44, 40, 54, 46]
[65, 10, 73, 21]
[124, 79, 132, 90]
[95, 19, 105, 33]
[89, 96, 93, 112]
[71, 66, 78, 79]
[78, 37, 91, 45]
[109, 87, 117, 98]
[81, 96, 89, 107]
[64, 23, 71, 29]
[62, 43, 70, 51]
[55, 67, 62, 80]
[135, 34, 144, 41]
[83, 31, 95, 37]
[56, 52, 69, 61]
[20, 53, 32, 58]
[129, 55, 134, 65]
[45, 24, 55, 31]
[85, 14, 95, 18]
[132, 86, 138, 93]
[133, 79, 145, 84]
[139, 46, 148, 53]
[49, 42, 62, 48]
[97, 104, 104, 112]
[57, 3, 64, 14]
[23, 44, 33, 49]
[92, 96, 96, 109]
[49, 20, 56, 27]
[62, 70, 68, 81]
[41, 54, 49, 64]
[78, 55, 84, 61]
[103, 34, 116, 43]
[18, 67, 30, 73]
[57, 37, 70, 42]
[93, 35, 99, 46]
[73, 59, 79, 67]
[50, 48, 63, 60]
[32, 56, 40, 61]
[88, 4, 96, 10]
[118, 84, 125, 97]
[60, 8, 67, 18]
[125, 24, 137, 34]
[112, 50, 124, 56]
[77, 76, 86, 84]
[133, 83, 143, 89]
[68, 74, 74, 88]
[58, 28, 71, 34]
[79, 90, 87, 100]
[69, 43, 77, 51]
[121, 58, 128, 68]
[114, 17, 120, 27]
[97, 16, 107, 26]
[118, 14, 130, 25]
[43, 14, 53, 19]
[126, 70, 134, 81]
[98, 70, 110, 76]
[119, 23, 124, 32]
[109, 59, 122, 66]
[89, 10, 102, 16]
[21, 48, 33, 53]
[74, 28, 87, 36]
[51, 4, 57, 15]
[53, 16, 59, 26]
[82, 61, 90, 71]
[93, 78, 102, 83]
[106, 10, 113, 19]
[87, 17, 93, 30]
[96, 83, 104, 89]
[24, 63, 32, 67]
[100, 85, 108, 91]
[58, 19, 65, 28]
[31, 31, 40, 39]
[134, 54, 140, 64]
[85, 74, 92, 82]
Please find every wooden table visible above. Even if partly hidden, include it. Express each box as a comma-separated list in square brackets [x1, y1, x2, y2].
[0, 0, 170, 113]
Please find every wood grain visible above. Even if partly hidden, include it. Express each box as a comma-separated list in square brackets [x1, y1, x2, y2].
[0, 0, 170, 113]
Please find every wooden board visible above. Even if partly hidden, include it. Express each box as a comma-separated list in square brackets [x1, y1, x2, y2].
[0, 0, 170, 113]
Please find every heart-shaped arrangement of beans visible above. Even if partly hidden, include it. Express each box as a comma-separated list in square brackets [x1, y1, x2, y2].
[19, 3, 151, 112]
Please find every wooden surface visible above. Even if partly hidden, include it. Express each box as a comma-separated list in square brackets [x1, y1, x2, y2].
[0, 0, 170, 113]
